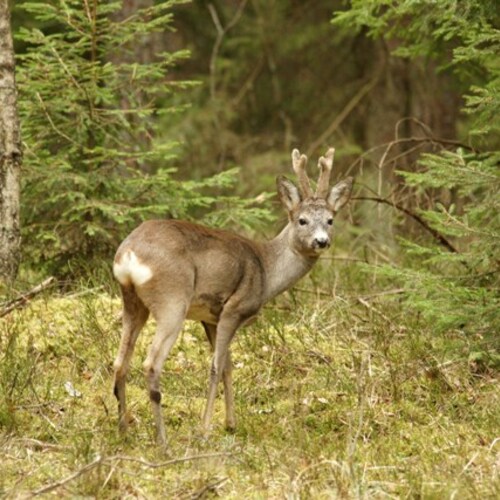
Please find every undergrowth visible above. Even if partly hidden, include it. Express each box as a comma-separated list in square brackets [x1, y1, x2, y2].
[0, 261, 498, 498]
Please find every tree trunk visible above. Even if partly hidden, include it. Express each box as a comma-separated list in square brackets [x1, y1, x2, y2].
[0, 0, 21, 281]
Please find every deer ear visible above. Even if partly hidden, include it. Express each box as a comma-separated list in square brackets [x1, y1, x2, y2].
[277, 175, 301, 211]
[327, 177, 353, 213]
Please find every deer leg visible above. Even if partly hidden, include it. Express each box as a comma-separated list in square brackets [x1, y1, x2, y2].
[113, 285, 149, 433]
[222, 351, 236, 431]
[143, 303, 186, 446]
[202, 317, 240, 435]
[202, 322, 236, 431]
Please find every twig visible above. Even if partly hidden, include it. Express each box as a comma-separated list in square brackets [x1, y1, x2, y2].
[35, 93, 78, 146]
[378, 143, 427, 169]
[307, 73, 380, 156]
[395, 116, 433, 139]
[64, 285, 104, 299]
[101, 462, 118, 492]
[358, 288, 405, 299]
[320, 256, 367, 263]
[108, 451, 233, 468]
[1, 277, 56, 318]
[182, 477, 229, 500]
[208, 0, 249, 101]
[31, 455, 104, 497]
[458, 452, 479, 477]
[207, 0, 249, 170]
[488, 437, 500, 452]
[357, 296, 392, 323]
[346, 135, 474, 176]
[293, 287, 333, 298]
[25, 452, 234, 497]
[12, 437, 69, 451]
[353, 196, 458, 253]
[292, 459, 342, 490]
[232, 58, 265, 108]
[306, 350, 333, 366]
[347, 351, 370, 465]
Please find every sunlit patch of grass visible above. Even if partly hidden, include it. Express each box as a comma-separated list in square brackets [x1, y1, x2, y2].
[0, 268, 498, 497]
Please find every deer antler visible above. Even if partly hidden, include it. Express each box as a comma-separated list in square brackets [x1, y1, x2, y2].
[292, 149, 313, 198]
[316, 147, 335, 198]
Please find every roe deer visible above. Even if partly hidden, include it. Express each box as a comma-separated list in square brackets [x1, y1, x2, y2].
[112, 147, 353, 445]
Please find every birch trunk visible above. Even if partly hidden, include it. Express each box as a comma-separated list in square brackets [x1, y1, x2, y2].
[0, 0, 21, 281]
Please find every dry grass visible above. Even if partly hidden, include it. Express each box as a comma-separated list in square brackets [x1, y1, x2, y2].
[0, 265, 498, 498]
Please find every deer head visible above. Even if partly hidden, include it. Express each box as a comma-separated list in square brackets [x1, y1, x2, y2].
[276, 148, 353, 257]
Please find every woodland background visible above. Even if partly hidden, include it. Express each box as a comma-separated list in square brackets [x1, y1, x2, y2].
[0, 0, 498, 497]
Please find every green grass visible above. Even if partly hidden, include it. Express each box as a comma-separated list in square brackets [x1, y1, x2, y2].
[0, 264, 498, 498]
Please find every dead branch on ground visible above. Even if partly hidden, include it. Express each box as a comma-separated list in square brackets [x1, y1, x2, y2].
[1, 276, 56, 318]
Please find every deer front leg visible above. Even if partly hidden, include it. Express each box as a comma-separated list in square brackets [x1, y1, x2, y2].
[202, 317, 240, 435]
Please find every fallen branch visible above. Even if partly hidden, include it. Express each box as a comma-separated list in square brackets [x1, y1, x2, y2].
[26, 452, 234, 497]
[108, 451, 233, 468]
[31, 455, 104, 497]
[0, 276, 56, 318]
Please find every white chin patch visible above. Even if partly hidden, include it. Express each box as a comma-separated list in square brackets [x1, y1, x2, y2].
[313, 246, 329, 254]
[113, 250, 153, 286]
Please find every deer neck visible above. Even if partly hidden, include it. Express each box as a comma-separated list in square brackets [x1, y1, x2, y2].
[260, 224, 318, 302]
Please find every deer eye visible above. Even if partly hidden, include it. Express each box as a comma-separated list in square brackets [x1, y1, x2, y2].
[327, 218, 333, 225]
[298, 218, 308, 226]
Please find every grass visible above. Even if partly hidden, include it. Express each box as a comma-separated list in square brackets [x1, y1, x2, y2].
[0, 262, 498, 498]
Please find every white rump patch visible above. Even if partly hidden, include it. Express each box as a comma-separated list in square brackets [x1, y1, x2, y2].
[113, 250, 153, 286]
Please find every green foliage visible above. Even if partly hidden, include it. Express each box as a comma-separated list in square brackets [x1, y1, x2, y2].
[333, 0, 500, 139]
[389, 149, 500, 337]
[334, 1, 500, 343]
[15, 0, 272, 277]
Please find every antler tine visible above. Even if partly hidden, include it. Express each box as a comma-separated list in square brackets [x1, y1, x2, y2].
[292, 149, 313, 198]
[316, 147, 335, 198]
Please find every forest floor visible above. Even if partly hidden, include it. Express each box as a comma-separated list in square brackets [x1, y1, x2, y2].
[1, 261, 498, 499]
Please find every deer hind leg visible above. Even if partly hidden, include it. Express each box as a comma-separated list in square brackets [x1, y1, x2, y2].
[143, 301, 186, 446]
[113, 285, 149, 433]
[202, 322, 236, 431]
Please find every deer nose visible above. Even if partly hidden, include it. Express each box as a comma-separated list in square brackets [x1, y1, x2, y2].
[314, 237, 329, 249]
